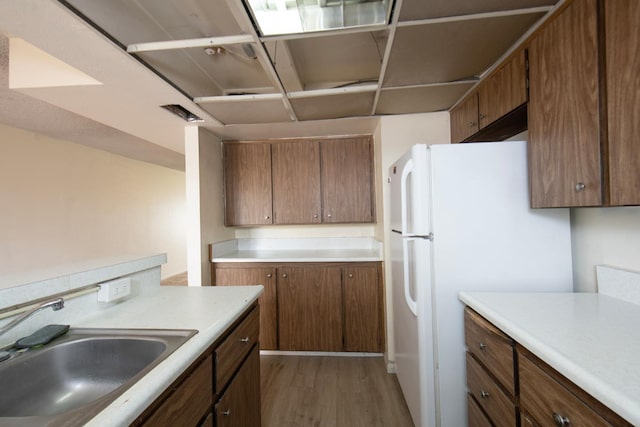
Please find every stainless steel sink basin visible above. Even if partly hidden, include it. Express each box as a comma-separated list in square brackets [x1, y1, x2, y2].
[0, 328, 197, 426]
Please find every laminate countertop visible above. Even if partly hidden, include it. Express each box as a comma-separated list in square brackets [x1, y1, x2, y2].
[212, 248, 383, 263]
[76, 285, 262, 426]
[458, 292, 640, 425]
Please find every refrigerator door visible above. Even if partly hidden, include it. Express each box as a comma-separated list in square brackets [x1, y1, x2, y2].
[389, 144, 430, 236]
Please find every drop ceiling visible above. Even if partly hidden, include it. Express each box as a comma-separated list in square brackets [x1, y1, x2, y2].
[60, 0, 557, 126]
[0, 0, 561, 169]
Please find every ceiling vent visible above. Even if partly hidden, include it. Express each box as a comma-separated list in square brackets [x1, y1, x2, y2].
[160, 104, 203, 123]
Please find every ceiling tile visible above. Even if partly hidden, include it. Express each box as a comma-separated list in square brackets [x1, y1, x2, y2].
[384, 12, 545, 87]
[64, 0, 245, 45]
[286, 31, 388, 88]
[399, 0, 558, 21]
[138, 46, 276, 97]
[376, 82, 475, 115]
[291, 92, 375, 121]
[198, 98, 291, 124]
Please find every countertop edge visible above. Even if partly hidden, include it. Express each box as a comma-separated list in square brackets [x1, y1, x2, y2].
[458, 291, 639, 426]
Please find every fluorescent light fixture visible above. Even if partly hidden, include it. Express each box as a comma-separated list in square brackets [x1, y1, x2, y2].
[161, 104, 204, 123]
[245, 0, 392, 36]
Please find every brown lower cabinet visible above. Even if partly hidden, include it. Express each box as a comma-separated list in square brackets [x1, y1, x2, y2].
[463, 307, 631, 427]
[133, 305, 261, 427]
[213, 261, 384, 353]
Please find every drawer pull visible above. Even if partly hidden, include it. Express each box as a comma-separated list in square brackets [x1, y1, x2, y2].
[239, 336, 250, 343]
[223, 409, 231, 416]
[553, 413, 571, 426]
[480, 390, 490, 399]
[267, 273, 272, 278]
[478, 342, 487, 350]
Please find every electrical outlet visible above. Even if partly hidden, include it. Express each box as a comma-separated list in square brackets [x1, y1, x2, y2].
[97, 277, 131, 303]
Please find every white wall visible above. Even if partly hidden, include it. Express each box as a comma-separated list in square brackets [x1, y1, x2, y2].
[571, 207, 640, 292]
[0, 123, 187, 288]
[185, 128, 235, 286]
[379, 112, 451, 365]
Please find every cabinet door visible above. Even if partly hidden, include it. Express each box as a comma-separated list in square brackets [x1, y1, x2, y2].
[450, 93, 479, 143]
[277, 266, 343, 351]
[215, 267, 277, 350]
[343, 265, 383, 352]
[320, 137, 374, 223]
[478, 49, 527, 129]
[272, 140, 322, 224]
[605, 0, 640, 205]
[528, 0, 601, 208]
[223, 143, 273, 225]
[215, 346, 261, 427]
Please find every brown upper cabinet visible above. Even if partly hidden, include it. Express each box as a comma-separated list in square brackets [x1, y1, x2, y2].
[478, 50, 527, 130]
[528, 0, 640, 208]
[223, 142, 273, 226]
[528, 0, 601, 208]
[450, 50, 527, 143]
[223, 136, 375, 226]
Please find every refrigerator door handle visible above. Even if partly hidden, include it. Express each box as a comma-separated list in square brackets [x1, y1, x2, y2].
[400, 158, 414, 236]
[402, 237, 418, 316]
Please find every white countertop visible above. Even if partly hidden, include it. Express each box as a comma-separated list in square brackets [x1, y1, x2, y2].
[76, 285, 263, 426]
[458, 292, 640, 425]
[212, 248, 382, 263]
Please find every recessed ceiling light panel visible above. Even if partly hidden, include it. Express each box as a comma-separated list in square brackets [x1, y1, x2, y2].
[245, 0, 392, 36]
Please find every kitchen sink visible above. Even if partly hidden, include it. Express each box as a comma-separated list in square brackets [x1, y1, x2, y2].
[0, 328, 197, 426]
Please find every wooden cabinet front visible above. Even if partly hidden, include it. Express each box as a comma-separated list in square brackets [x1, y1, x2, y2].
[342, 265, 383, 352]
[214, 266, 278, 350]
[527, 0, 602, 208]
[478, 49, 527, 129]
[277, 266, 343, 351]
[140, 354, 213, 427]
[272, 140, 322, 224]
[320, 137, 375, 223]
[215, 346, 261, 427]
[450, 93, 479, 143]
[223, 143, 273, 226]
[605, 0, 640, 206]
[223, 136, 375, 226]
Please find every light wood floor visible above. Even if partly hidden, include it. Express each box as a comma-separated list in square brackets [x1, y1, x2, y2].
[261, 355, 414, 427]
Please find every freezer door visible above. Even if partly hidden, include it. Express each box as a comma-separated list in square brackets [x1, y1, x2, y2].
[389, 144, 430, 236]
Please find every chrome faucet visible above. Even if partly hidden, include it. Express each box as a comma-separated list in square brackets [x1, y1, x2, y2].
[0, 297, 65, 337]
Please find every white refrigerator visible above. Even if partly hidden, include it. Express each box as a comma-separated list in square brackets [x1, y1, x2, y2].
[389, 141, 573, 427]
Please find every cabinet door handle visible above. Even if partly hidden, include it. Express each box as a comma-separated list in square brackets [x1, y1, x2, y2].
[575, 182, 586, 192]
[480, 390, 490, 399]
[348, 273, 353, 278]
[267, 273, 272, 278]
[265, 215, 271, 220]
[282, 273, 288, 278]
[553, 413, 571, 426]
[313, 214, 319, 219]
[239, 336, 250, 343]
[469, 121, 477, 127]
[479, 342, 487, 350]
[479, 113, 485, 120]
[223, 409, 231, 416]
[327, 213, 332, 218]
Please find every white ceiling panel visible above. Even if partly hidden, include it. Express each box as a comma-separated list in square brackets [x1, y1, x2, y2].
[198, 98, 291, 124]
[399, 0, 557, 21]
[384, 12, 545, 87]
[291, 92, 375, 121]
[64, 0, 245, 45]
[286, 31, 388, 88]
[138, 45, 276, 97]
[376, 82, 475, 115]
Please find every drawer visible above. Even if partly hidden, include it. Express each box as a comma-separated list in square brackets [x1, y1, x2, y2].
[215, 307, 259, 393]
[142, 354, 213, 427]
[467, 393, 492, 427]
[464, 307, 515, 394]
[519, 353, 610, 427]
[466, 352, 516, 427]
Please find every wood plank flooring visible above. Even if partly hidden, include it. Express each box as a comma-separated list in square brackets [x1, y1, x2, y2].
[261, 355, 414, 427]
